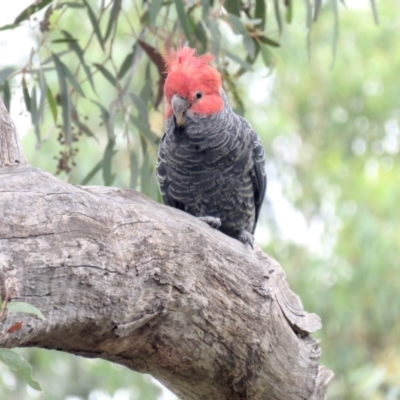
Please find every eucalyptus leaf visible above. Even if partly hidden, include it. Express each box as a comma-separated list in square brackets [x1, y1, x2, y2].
[150, 0, 163, 25]
[2, 79, 11, 111]
[103, 139, 116, 186]
[61, 30, 96, 92]
[52, 52, 72, 145]
[7, 302, 45, 320]
[46, 86, 58, 123]
[80, 157, 108, 185]
[285, 0, 293, 23]
[0, 67, 14, 85]
[55, 2, 85, 9]
[255, 0, 266, 28]
[14, 0, 52, 23]
[30, 85, 41, 144]
[118, 46, 136, 79]
[104, 0, 122, 41]
[22, 77, 31, 113]
[174, 0, 194, 47]
[0, 23, 19, 32]
[0, 350, 41, 391]
[224, 0, 240, 16]
[94, 63, 116, 86]
[82, 0, 104, 50]
[273, 0, 283, 35]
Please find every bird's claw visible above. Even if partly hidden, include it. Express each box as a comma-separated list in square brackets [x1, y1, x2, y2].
[237, 230, 254, 249]
[198, 216, 221, 229]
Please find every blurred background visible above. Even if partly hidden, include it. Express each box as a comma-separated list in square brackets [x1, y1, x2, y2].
[0, 0, 399, 399]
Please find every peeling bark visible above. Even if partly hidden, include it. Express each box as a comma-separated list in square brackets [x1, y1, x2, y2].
[0, 97, 333, 399]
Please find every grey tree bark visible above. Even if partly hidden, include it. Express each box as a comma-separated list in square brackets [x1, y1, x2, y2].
[0, 97, 333, 399]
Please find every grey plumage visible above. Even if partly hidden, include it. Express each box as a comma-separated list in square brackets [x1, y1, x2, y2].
[156, 90, 266, 247]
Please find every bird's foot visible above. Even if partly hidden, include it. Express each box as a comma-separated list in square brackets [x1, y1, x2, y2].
[237, 230, 254, 249]
[198, 216, 221, 229]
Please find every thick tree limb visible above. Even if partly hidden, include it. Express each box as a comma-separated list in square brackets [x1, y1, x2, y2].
[0, 98, 333, 399]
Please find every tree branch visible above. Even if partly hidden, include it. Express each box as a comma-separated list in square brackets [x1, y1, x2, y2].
[0, 97, 333, 399]
[0, 99, 26, 167]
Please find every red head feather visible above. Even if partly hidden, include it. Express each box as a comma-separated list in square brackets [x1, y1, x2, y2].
[163, 47, 223, 118]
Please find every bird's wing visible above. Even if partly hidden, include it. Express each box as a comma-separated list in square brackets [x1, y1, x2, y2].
[156, 133, 184, 210]
[249, 129, 267, 234]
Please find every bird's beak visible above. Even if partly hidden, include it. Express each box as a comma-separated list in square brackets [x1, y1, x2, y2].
[171, 94, 189, 126]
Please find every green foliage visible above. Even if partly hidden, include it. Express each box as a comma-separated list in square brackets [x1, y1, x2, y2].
[0, 349, 41, 391]
[0, 349, 163, 400]
[249, 2, 400, 398]
[0, 0, 298, 192]
[0, 299, 45, 391]
[6, 302, 46, 321]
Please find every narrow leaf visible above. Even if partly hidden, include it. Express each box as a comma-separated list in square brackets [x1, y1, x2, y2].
[369, 0, 379, 25]
[37, 69, 47, 123]
[92, 100, 113, 138]
[0, 349, 41, 391]
[195, 21, 208, 53]
[82, 0, 104, 50]
[207, 19, 221, 56]
[0, 67, 14, 84]
[3, 80, 11, 111]
[52, 38, 79, 43]
[42, 50, 71, 66]
[7, 301, 46, 320]
[102, 139, 115, 186]
[61, 30, 95, 92]
[258, 35, 280, 47]
[243, 35, 256, 59]
[60, 61, 85, 97]
[46, 86, 58, 123]
[314, 0, 322, 21]
[226, 14, 247, 35]
[255, 0, 266, 28]
[80, 158, 103, 185]
[260, 46, 276, 69]
[130, 115, 159, 145]
[138, 40, 165, 108]
[55, 2, 85, 9]
[94, 63, 116, 86]
[14, 0, 52, 23]
[22, 77, 31, 112]
[331, 0, 339, 68]
[150, 0, 163, 25]
[118, 46, 136, 79]
[71, 106, 96, 138]
[52, 52, 71, 145]
[0, 24, 19, 32]
[273, 0, 283, 35]
[201, 0, 210, 21]
[225, 50, 253, 71]
[224, 0, 240, 16]
[30, 86, 41, 144]
[138, 40, 164, 74]
[222, 71, 245, 115]
[285, 0, 293, 23]
[174, 0, 194, 46]
[104, 0, 122, 42]
[129, 92, 149, 123]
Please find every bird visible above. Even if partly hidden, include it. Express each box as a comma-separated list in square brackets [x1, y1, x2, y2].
[156, 46, 266, 248]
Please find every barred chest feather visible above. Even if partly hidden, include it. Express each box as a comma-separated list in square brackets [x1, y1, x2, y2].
[156, 107, 262, 238]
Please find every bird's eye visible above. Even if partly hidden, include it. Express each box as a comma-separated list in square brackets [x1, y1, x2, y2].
[195, 91, 203, 99]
